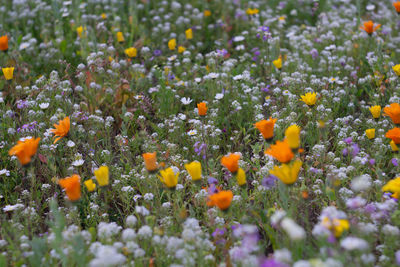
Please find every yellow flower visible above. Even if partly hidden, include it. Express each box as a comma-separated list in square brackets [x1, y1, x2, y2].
[101, 13, 107, 19]
[168, 38, 176, 50]
[382, 177, 400, 199]
[236, 168, 246, 186]
[204, 10, 211, 17]
[2, 67, 14, 80]
[178, 46, 186, 53]
[246, 8, 259, 15]
[84, 179, 96, 192]
[393, 64, 400, 76]
[300, 92, 317, 106]
[184, 161, 202, 181]
[185, 28, 193, 40]
[285, 124, 301, 149]
[158, 167, 179, 188]
[94, 166, 109, 186]
[322, 217, 350, 237]
[369, 105, 381, 119]
[390, 140, 399, 152]
[269, 160, 302, 185]
[117, 31, 125, 43]
[124, 47, 137, 58]
[272, 57, 282, 70]
[76, 26, 84, 38]
[365, 129, 375, 139]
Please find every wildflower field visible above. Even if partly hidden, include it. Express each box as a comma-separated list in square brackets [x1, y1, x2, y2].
[4, 0, 400, 266]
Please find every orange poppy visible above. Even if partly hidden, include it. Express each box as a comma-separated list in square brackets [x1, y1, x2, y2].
[142, 152, 158, 171]
[51, 117, 70, 144]
[221, 153, 240, 173]
[207, 190, 233, 210]
[386, 128, 400, 144]
[0, 35, 8, 51]
[383, 103, 400, 124]
[360, 20, 381, 35]
[265, 140, 294, 163]
[394, 1, 400, 13]
[58, 174, 81, 201]
[9, 137, 40, 165]
[197, 102, 207, 116]
[254, 117, 277, 139]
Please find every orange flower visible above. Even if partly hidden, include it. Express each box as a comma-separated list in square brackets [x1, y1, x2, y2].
[142, 152, 158, 171]
[0, 35, 8, 51]
[207, 190, 233, 210]
[197, 102, 207, 116]
[254, 117, 277, 139]
[51, 117, 70, 144]
[386, 128, 400, 144]
[58, 174, 81, 201]
[221, 153, 240, 173]
[360, 20, 381, 35]
[384, 103, 400, 124]
[394, 1, 400, 13]
[265, 140, 294, 163]
[9, 137, 40, 165]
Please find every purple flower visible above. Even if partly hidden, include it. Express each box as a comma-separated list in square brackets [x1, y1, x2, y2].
[262, 175, 277, 189]
[369, 159, 375, 165]
[208, 177, 218, 184]
[260, 258, 289, 267]
[310, 48, 318, 59]
[395, 250, 400, 266]
[153, 49, 162, 56]
[344, 137, 353, 144]
[392, 158, 399, 167]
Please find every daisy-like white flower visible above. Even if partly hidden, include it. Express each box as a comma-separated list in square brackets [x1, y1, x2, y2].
[181, 97, 193, 105]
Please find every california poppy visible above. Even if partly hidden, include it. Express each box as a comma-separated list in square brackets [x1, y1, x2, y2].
[58, 174, 81, 201]
[185, 28, 193, 40]
[383, 103, 400, 124]
[51, 117, 70, 144]
[143, 152, 158, 172]
[236, 168, 246, 186]
[386, 128, 400, 144]
[84, 179, 96, 192]
[393, 65, 400, 76]
[0, 35, 8, 51]
[184, 161, 202, 181]
[168, 38, 176, 50]
[369, 105, 381, 119]
[221, 153, 240, 173]
[285, 124, 301, 149]
[265, 140, 294, 163]
[117, 32, 125, 43]
[254, 117, 277, 140]
[197, 102, 207, 116]
[269, 160, 302, 185]
[207, 190, 233, 210]
[158, 167, 179, 188]
[394, 1, 400, 13]
[272, 56, 282, 70]
[125, 47, 137, 58]
[365, 129, 375, 139]
[360, 20, 381, 35]
[94, 166, 109, 186]
[2, 67, 14, 80]
[9, 137, 40, 165]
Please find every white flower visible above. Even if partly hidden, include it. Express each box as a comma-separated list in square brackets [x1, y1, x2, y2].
[89, 245, 126, 267]
[72, 159, 84, 167]
[3, 204, 24, 212]
[67, 140, 75, 148]
[0, 169, 10, 176]
[137, 226, 152, 238]
[281, 218, 306, 241]
[340, 237, 369, 251]
[188, 129, 197, 136]
[122, 229, 136, 242]
[125, 215, 137, 228]
[351, 174, 371, 192]
[215, 93, 224, 100]
[39, 103, 50, 109]
[181, 97, 193, 105]
[135, 205, 149, 216]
